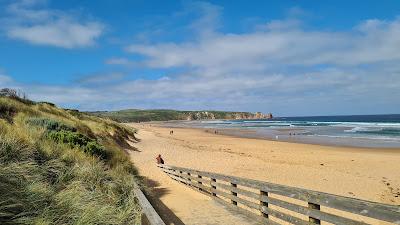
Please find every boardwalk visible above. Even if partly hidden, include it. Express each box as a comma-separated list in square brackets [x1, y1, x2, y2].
[129, 128, 261, 225]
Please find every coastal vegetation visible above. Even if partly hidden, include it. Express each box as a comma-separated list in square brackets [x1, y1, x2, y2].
[89, 109, 271, 122]
[0, 90, 141, 224]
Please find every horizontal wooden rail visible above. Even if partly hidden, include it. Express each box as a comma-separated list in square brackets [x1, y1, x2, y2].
[134, 185, 166, 225]
[158, 164, 400, 225]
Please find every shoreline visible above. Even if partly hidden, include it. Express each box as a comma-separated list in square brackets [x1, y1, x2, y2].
[145, 121, 400, 151]
[128, 122, 400, 206]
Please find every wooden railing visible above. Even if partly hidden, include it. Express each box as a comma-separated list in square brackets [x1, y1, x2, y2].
[134, 185, 166, 225]
[158, 164, 400, 225]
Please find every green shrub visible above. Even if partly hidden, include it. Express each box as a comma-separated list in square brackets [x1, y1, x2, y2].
[84, 141, 108, 159]
[48, 130, 89, 147]
[37, 101, 56, 107]
[26, 118, 76, 132]
[47, 130, 108, 159]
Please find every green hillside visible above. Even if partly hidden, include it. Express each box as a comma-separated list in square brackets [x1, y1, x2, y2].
[0, 92, 141, 224]
[90, 109, 255, 122]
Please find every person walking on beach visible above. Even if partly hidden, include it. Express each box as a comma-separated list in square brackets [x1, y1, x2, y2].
[156, 154, 164, 164]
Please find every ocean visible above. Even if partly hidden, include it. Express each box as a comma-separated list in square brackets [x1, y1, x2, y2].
[163, 114, 400, 148]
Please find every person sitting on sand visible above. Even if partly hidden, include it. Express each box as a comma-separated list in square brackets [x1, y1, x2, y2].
[156, 154, 164, 164]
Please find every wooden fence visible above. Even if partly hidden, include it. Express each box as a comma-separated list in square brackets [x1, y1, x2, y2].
[134, 185, 166, 225]
[158, 164, 400, 225]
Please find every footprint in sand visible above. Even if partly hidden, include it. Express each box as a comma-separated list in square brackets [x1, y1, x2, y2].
[380, 178, 400, 200]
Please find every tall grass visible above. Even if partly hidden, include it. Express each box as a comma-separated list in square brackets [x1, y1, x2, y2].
[0, 97, 142, 225]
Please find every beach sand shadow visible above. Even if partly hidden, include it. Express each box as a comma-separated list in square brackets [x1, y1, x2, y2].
[142, 178, 185, 225]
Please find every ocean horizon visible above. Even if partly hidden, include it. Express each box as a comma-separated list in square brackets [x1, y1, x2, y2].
[163, 114, 400, 148]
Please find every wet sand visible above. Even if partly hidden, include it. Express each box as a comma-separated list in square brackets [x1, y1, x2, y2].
[127, 123, 400, 224]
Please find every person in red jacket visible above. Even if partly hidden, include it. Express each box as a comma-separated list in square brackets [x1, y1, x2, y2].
[156, 154, 164, 164]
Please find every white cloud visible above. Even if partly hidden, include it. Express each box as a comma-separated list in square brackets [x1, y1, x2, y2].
[77, 72, 126, 84]
[105, 57, 133, 66]
[0, 68, 13, 86]
[186, 1, 222, 37]
[120, 14, 400, 115]
[0, 75, 13, 86]
[4, 63, 399, 115]
[3, 0, 105, 48]
[127, 18, 400, 69]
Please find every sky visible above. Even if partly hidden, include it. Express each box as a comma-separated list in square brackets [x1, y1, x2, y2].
[0, 0, 400, 116]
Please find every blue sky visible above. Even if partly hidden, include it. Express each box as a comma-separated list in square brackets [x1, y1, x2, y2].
[0, 0, 400, 116]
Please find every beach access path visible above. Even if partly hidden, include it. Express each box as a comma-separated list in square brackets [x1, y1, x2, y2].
[128, 127, 263, 225]
[127, 123, 400, 224]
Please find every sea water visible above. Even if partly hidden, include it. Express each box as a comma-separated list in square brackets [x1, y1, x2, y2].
[165, 114, 400, 148]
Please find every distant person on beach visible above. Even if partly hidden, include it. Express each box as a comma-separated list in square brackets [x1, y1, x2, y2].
[170, 130, 174, 135]
[156, 154, 164, 164]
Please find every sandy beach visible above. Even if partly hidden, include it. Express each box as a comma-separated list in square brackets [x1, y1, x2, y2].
[127, 123, 400, 224]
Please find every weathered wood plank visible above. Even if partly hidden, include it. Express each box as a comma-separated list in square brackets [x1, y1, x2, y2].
[260, 195, 368, 225]
[162, 168, 210, 187]
[198, 174, 203, 192]
[308, 202, 321, 224]
[231, 183, 238, 205]
[133, 186, 166, 225]
[211, 178, 217, 197]
[158, 164, 400, 223]
[212, 196, 280, 225]
[210, 181, 260, 200]
[261, 206, 311, 225]
[164, 170, 311, 225]
[210, 187, 312, 225]
[261, 190, 269, 218]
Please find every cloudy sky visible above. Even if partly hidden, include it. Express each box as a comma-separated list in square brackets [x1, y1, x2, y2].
[0, 0, 399, 116]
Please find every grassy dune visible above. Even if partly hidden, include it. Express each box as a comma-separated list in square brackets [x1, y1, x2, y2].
[0, 96, 141, 225]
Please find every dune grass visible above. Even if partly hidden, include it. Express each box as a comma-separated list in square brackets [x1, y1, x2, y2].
[0, 96, 142, 225]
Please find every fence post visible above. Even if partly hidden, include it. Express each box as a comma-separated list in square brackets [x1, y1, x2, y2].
[179, 171, 185, 184]
[211, 178, 217, 196]
[260, 190, 268, 218]
[308, 202, 321, 224]
[231, 183, 238, 205]
[198, 175, 203, 191]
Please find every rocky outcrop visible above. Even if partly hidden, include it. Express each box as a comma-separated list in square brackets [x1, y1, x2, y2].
[185, 111, 216, 120]
[184, 111, 273, 120]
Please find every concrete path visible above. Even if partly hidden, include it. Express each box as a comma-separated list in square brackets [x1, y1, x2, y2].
[128, 128, 261, 225]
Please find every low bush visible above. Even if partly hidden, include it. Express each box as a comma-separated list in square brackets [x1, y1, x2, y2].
[37, 101, 56, 107]
[26, 117, 76, 132]
[48, 130, 109, 159]
[0, 103, 17, 123]
[84, 141, 108, 159]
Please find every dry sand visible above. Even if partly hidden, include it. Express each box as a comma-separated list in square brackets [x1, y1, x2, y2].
[127, 123, 400, 224]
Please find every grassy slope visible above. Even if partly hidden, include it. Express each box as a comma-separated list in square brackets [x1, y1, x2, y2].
[90, 109, 254, 122]
[0, 97, 141, 225]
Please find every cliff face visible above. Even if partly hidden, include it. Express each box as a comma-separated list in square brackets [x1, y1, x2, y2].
[90, 109, 273, 122]
[185, 111, 216, 120]
[184, 111, 273, 120]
